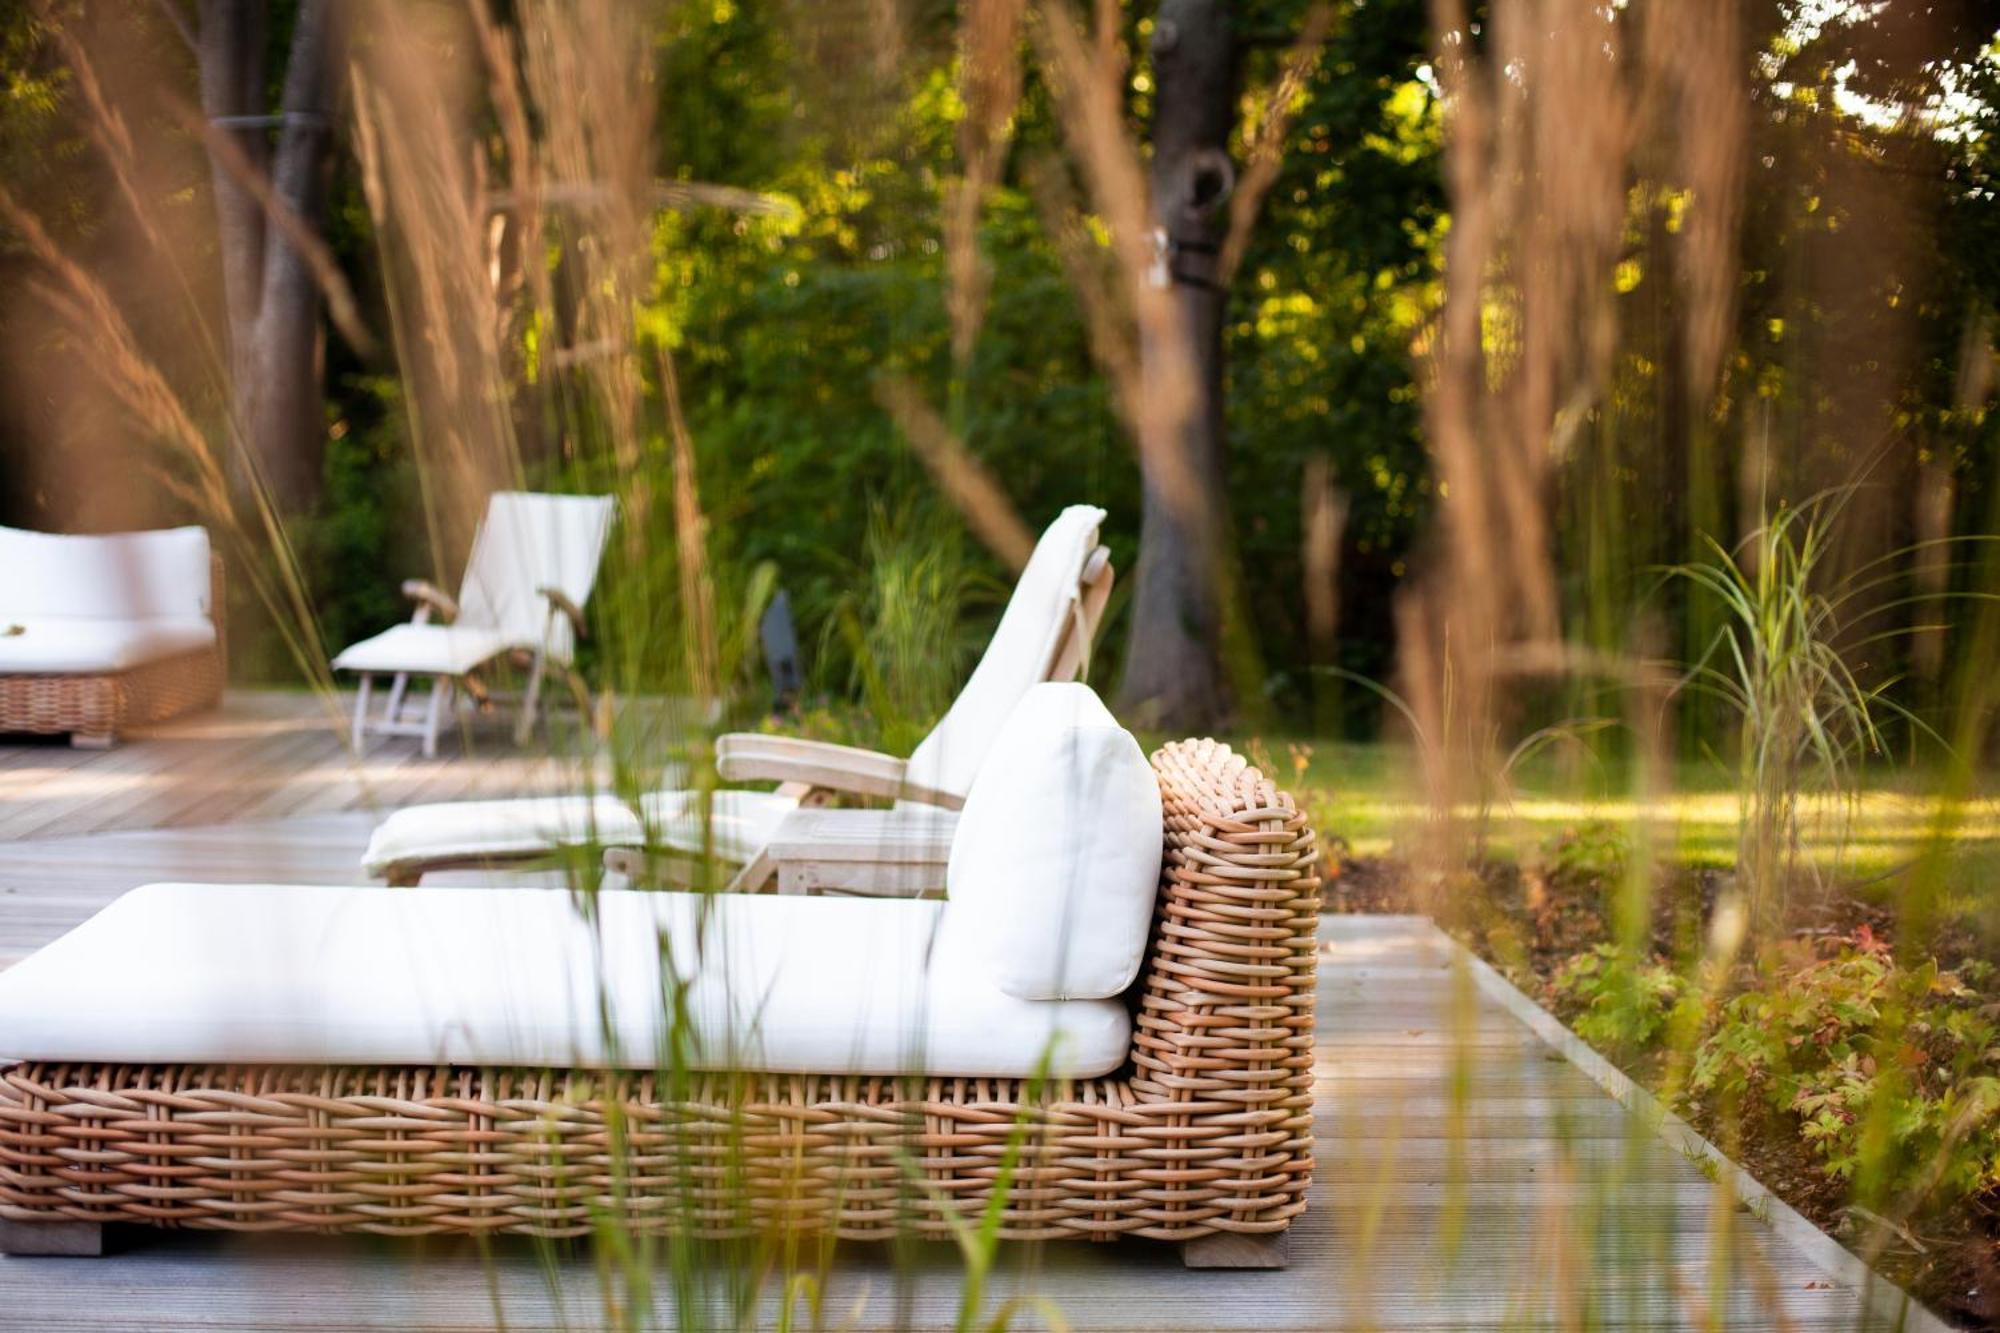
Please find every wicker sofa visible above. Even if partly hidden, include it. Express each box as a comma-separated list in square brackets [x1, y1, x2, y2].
[0, 526, 224, 746]
[0, 737, 1320, 1265]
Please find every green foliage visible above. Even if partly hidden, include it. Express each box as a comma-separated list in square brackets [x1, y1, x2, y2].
[829, 505, 981, 754]
[295, 377, 424, 665]
[1690, 934, 2000, 1207]
[1553, 943, 1689, 1057]
[1541, 820, 1631, 887]
[1557, 929, 2000, 1214]
[637, 0, 1441, 730]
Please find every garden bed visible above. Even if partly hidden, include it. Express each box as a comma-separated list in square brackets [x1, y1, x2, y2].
[1327, 848, 1999, 1328]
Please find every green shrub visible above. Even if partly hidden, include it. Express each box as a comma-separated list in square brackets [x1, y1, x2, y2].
[1541, 820, 1631, 886]
[1691, 934, 2000, 1207]
[1553, 943, 1689, 1057]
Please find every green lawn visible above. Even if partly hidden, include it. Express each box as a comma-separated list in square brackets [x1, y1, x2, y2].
[1227, 736, 2000, 899]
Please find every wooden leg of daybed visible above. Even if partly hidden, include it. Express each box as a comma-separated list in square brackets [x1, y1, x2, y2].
[69, 732, 114, 750]
[1180, 1231, 1289, 1270]
[0, 1222, 104, 1257]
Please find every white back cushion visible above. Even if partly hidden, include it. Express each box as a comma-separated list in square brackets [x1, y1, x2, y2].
[455, 492, 615, 661]
[901, 504, 1106, 803]
[0, 525, 212, 621]
[934, 682, 1163, 1001]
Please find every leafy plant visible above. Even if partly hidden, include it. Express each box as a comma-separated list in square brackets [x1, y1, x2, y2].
[1552, 943, 1690, 1057]
[1541, 820, 1631, 887]
[829, 504, 981, 755]
[1690, 932, 2000, 1209]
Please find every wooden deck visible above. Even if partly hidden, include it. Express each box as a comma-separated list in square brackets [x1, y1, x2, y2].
[0, 690, 617, 843]
[0, 694, 1944, 1330]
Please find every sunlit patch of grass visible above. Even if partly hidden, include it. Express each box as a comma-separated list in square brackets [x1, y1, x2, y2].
[1262, 736, 2000, 881]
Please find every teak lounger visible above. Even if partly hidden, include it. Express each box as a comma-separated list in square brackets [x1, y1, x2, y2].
[0, 738, 1321, 1267]
[332, 492, 615, 757]
[360, 504, 1115, 890]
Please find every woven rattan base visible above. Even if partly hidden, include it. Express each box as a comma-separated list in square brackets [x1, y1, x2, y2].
[0, 648, 223, 741]
[0, 559, 225, 741]
[0, 739, 1321, 1247]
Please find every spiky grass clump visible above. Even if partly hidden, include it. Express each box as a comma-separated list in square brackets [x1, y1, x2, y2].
[1673, 499, 1889, 934]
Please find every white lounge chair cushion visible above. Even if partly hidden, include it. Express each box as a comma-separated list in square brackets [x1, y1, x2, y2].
[456, 492, 615, 665]
[0, 617, 215, 673]
[899, 504, 1106, 805]
[331, 622, 514, 675]
[361, 785, 796, 877]
[0, 525, 212, 621]
[0, 883, 1131, 1077]
[935, 683, 1163, 1001]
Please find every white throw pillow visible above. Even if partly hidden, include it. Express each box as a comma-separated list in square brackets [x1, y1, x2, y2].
[934, 682, 1163, 1001]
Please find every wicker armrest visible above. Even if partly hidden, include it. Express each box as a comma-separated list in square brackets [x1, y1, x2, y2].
[537, 585, 587, 640]
[400, 579, 459, 621]
[715, 733, 963, 809]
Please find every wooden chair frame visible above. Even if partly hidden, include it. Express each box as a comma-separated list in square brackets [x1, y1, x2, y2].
[374, 546, 1115, 887]
[347, 581, 589, 759]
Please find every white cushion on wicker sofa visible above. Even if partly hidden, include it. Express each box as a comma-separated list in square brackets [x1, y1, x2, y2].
[0, 524, 212, 621]
[0, 618, 215, 673]
[0, 883, 1131, 1077]
[933, 683, 1163, 1001]
[0, 525, 216, 674]
[360, 785, 796, 876]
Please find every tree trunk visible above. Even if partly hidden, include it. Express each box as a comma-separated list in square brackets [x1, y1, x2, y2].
[1114, 0, 1237, 731]
[198, 0, 342, 513]
[198, 0, 267, 339]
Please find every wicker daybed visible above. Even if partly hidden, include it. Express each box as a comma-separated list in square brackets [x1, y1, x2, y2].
[0, 735, 1320, 1266]
[0, 526, 224, 747]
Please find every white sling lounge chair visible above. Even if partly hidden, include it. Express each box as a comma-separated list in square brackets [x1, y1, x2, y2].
[332, 491, 615, 757]
[359, 504, 1113, 887]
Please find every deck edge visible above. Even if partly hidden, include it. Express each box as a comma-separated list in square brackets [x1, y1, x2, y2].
[1424, 918, 1957, 1333]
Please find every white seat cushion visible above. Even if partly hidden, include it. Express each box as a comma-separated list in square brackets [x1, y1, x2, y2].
[331, 622, 514, 675]
[361, 785, 795, 877]
[934, 683, 1163, 1001]
[0, 883, 1131, 1078]
[0, 617, 216, 674]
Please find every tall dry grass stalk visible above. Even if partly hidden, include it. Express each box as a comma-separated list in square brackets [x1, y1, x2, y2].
[352, 0, 727, 713]
[1404, 0, 1747, 902]
[349, 0, 526, 568]
[875, 375, 1037, 572]
[1028, 1, 1203, 518]
[1217, 3, 1332, 288]
[945, 0, 1027, 375]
